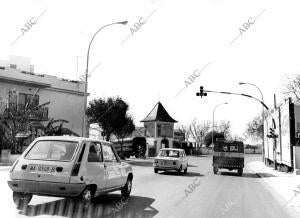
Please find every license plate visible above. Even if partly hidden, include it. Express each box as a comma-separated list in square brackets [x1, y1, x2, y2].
[29, 164, 56, 173]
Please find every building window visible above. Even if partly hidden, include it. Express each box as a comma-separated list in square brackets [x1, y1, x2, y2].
[18, 93, 39, 109]
[157, 124, 161, 137]
[8, 91, 17, 110]
[10, 64, 17, 69]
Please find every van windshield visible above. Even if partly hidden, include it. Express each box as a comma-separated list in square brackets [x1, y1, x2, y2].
[26, 140, 78, 161]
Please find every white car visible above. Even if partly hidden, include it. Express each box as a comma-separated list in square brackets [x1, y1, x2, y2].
[153, 148, 188, 174]
[8, 136, 133, 209]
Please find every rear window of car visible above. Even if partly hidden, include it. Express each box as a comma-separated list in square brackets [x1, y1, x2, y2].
[159, 150, 180, 158]
[25, 140, 78, 161]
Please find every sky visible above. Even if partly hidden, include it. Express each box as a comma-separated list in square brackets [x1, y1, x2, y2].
[1, 0, 300, 140]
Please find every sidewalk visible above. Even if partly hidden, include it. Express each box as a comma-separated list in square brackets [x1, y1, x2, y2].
[0, 166, 11, 171]
[247, 161, 300, 215]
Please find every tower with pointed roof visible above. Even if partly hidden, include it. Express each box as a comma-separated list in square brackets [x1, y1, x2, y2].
[141, 101, 177, 156]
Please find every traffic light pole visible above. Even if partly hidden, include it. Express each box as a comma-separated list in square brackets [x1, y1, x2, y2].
[197, 87, 278, 170]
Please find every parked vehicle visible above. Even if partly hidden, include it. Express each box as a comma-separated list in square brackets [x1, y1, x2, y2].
[112, 137, 146, 159]
[7, 136, 133, 209]
[212, 140, 244, 176]
[264, 97, 300, 173]
[153, 148, 188, 174]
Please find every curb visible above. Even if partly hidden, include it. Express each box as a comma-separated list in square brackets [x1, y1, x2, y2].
[256, 173, 263, 178]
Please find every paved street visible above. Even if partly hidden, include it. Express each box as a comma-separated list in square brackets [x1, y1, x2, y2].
[0, 155, 299, 218]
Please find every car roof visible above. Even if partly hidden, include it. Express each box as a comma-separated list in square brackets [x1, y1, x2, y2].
[35, 136, 111, 144]
[159, 148, 184, 151]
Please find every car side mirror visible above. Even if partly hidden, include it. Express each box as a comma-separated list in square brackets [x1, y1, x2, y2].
[88, 153, 100, 162]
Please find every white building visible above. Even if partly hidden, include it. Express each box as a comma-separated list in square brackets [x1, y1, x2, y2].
[0, 56, 86, 138]
[141, 101, 177, 156]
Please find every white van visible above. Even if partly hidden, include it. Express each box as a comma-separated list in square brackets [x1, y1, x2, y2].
[7, 136, 133, 209]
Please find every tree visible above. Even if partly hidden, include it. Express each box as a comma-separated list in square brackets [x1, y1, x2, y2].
[284, 74, 300, 100]
[189, 119, 211, 147]
[229, 134, 245, 142]
[44, 118, 79, 136]
[217, 120, 231, 139]
[204, 131, 225, 146]
[113, 116, 135, 153]
[245, 115, 263, 141]
[86, 97, 135, 145]
[177, 124, 191, 142]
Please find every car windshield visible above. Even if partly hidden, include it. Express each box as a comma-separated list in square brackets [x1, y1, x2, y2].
[159, 150, 180, 158]
[26, 140, 78, 161]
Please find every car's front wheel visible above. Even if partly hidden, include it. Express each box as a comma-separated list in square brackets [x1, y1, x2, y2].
[237, 168, 243, 176]
[177, 165, 182, 175]
[184, 166, 188, 174]
[154, 168, 158, 173]
[121, 177, 132, 198]
[13, 192, 32, 209]
[79, 186, 95, 205]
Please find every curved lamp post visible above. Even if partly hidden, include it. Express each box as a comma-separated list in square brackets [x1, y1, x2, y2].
[82, 21, 128, 137]
[212, 102, 228, 147]
[239, 82, 265, 162]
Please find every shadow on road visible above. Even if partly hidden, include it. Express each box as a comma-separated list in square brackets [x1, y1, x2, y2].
[187, 164, 198, 167]
[219, 171, 258, 178]
[159, 171, 204, 177]
[18, 194, 158, 217]
[126, 161, 153, 167]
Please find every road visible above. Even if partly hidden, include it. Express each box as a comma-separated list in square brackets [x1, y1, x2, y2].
[0, 155, 298, 218]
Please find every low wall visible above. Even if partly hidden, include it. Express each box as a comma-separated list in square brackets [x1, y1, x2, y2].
[190, 147, 210, 155]
[244, 148, 262, 154]
[0, 152, 20, 165]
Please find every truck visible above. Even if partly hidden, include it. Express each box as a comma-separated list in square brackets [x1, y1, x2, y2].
[212, 140, 244, 176]
[112, 137, 146, 159]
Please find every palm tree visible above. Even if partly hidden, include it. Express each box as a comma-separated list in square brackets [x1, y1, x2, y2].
[44, 118, 79, 136]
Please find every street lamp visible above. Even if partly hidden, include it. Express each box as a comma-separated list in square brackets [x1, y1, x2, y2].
[82, 21, 128, 137]
[239, 82, 265, 162]
[212, 102, 228, 147]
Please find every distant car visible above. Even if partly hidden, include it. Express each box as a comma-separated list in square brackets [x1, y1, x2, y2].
[153, 148, 188, 174]
[7, 136, 133, 209]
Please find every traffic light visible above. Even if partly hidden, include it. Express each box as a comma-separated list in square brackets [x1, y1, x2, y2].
[270, 128, 274, 136]
[267, 128, 278, 138]
[196, 86, 207, 98]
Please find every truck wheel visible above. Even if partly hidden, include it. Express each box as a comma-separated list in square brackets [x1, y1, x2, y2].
[154, 168, 158, 173]
[237, 168, 243, 176]
[121, 177, 132, 198]
[13, 192, 32, 209]
[213, 166, 218, 174]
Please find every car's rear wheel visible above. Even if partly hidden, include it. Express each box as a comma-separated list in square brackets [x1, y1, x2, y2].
[237, 168, 243, 176]
[121, 177, 132, 198]
[184, 166, 188, 174]
[154, 168, 158, 173]
[213, 166, 218, 174]
[13, 192, 32, 209]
